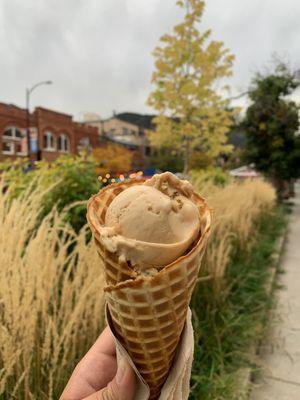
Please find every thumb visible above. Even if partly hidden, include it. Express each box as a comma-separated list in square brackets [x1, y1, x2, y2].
[84, 358, 136, 400]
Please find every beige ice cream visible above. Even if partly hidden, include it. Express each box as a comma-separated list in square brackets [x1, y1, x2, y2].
[99, 172, 200, 269]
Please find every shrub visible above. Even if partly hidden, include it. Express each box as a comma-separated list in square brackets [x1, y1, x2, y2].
[1, 155, 101, 232]
[190, 167, 232, 193]
[193, 178, 276, 296]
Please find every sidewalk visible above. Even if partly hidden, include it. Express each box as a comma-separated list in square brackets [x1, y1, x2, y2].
[250, 183, 300, 400]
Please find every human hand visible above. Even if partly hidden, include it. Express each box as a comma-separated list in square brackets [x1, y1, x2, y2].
[60, 327, 136, 400]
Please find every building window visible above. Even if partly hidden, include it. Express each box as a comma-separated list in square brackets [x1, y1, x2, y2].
[2, 126, 25, 155]
[43, 131, 55, 151]
[2, 141, 14, 155]
[15, 142, 23, 155]
[58, 134, 70, 152]
[123, 127, 129, 135]
[77, 137, 91, 153]
[15, 129, 22, 139]
[3, 129, 12, 138]
[3, 127, 23, 140]
[145, 146, 151, 156]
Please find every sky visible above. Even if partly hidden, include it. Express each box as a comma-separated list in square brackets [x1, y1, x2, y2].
[1, 0, 300, 121]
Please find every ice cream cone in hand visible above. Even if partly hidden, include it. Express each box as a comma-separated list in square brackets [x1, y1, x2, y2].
[87, 172, 211, 400]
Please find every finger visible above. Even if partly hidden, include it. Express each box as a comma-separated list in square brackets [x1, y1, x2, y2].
[84, 326, 116, 359]
[82, 358, 136, 400]
[60, 327, 117, 399]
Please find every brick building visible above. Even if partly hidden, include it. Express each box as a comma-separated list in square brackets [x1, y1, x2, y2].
[0, 102, 99, 162]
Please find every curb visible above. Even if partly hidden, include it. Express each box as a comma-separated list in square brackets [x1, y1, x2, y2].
[235, 226, 288, 399]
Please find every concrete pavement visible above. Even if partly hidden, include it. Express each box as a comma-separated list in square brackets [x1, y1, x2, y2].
[250, 183, 300, 400]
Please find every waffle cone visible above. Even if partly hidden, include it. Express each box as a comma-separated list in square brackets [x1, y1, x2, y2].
[87, 178, 211, 399]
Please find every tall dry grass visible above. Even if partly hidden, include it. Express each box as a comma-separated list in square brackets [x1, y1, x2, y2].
[0, 182, 105, 399]
[0, 177, 276, 398]
[192, 177, 276, 295]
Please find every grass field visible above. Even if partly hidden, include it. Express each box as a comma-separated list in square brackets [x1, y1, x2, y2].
[0, 183, 105, 399]
[0, 177, 280, 399]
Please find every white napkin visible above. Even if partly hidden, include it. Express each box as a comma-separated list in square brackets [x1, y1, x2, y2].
[106, 306, 194, 400]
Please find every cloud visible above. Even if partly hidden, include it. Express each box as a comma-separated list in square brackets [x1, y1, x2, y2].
[1, 0, 300, 119]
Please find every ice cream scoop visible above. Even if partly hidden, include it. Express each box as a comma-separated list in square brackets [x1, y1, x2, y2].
[96, 172, 201, 269]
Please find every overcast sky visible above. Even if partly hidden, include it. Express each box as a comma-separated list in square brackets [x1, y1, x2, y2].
[1, 0, 300, 120]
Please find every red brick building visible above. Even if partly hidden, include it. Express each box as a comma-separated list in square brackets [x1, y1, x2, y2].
[0, 102, 99, 162]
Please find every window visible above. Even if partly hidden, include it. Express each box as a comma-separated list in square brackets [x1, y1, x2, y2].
[43, 131, 55, 151]
[3, 129, 12, 138]
[3, 127, 24, 140]
[58, 134, 70, 152]
[2, 141, 14, 155]
[77, 137, 91, 152]
[145, 146, 151, 156]
[2, 126, 25, 155]
[79, 137, 90, 146]
[123, 127, 129, 135]
[15, 142, 22, 154]
[15, 129, 22, 139]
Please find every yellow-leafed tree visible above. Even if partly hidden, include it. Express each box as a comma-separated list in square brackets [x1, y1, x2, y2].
[93, 143, 133, 176]
[148, 0, 235, 173]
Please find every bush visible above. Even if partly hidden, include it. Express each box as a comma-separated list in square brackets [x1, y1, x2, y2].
[1, 155, 101, 232]
[190, 167, 232, 192]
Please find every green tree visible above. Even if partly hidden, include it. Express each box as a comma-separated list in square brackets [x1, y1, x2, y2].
[148, 148, 184, 173]
[244, 63, 300, 200]
[147, 0, 235, 174]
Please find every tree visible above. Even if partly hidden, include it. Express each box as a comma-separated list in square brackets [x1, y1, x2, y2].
[244, 63, 300, 200]
[147, 0, 235, 174]
[148, 147, 184, 173]
[93, 143, 133, 176]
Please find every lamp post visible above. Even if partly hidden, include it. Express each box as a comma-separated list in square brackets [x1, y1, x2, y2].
[26, 80, 52, 163]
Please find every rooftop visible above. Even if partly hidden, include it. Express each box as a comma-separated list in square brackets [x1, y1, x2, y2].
[114, 112, 156, 130]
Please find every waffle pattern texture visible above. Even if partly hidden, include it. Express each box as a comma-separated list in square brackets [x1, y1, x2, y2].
[87, 178, 211, 399]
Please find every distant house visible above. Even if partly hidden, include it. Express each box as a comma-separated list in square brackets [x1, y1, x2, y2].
[83, 112, 156, 170]
[0, 102, 99, 162]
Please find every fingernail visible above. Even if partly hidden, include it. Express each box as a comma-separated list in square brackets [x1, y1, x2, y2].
[116, 358, 126, 385]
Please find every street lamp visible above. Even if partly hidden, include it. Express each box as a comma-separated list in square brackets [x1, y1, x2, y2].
[26, 80, 52, 162]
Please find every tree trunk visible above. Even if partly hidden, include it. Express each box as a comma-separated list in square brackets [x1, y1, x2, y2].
[288, 178, 295, 197]
[183, 138, 190, 176]
[271, 176, 286, 203]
